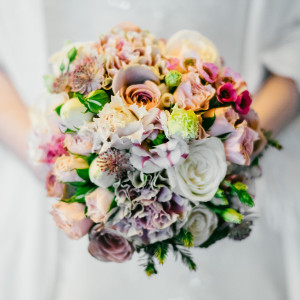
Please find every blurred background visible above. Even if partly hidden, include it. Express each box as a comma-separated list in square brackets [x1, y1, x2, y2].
[0, 0, 300, 299]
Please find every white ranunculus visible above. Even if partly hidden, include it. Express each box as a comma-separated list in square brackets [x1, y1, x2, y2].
[54, 155, 89, 182]
[184, 205, 218, 246]
[60, 97, 94, 131]
[166, 30, 220, 66]
[89, 157, 116, 188]
[85, 187, 114, 223]
[167, 138, 227, 202]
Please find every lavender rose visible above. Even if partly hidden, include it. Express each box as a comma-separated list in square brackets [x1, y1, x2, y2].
[88, 225, 133, 263]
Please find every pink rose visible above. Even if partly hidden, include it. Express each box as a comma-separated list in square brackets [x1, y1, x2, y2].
[88, 225, 133, 263]
[199, 62, 219, 83]
[173, 71, 215, 111]
[207, 107, 239, 137]
[235, 90, 252, 115]
[46, 171, 65, 198]
[51, 202, 93, 240]
[216, 82, 237, 103]
[224, 121, 259, 165]
[85, 188, 115, 223]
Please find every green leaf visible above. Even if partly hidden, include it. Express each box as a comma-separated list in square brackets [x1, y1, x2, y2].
[108, 196, 117, 213]
[65, 181, 87, 187]
[231, 182, 255, 208]
[154, 242, 169, 265]
[76, 168, 90, 182]
[67, 46, 77, 63]
[145, 260, 157, 276]
[63, 184, 97, 204]
[43, 74, 54, 92]
[64, 128, 77, 133]
[86, 90, 110, 113]
[54, 104, 63, 116]
[200, 224, 230, 248]
[262, 129, 283, 150]
[202, 114, 216, 131]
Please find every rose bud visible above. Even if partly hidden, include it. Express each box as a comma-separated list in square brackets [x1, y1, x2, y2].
[85, 187, 115, 223]
[60, 97, 93, 131]
[51, 202, 93, 239]
[235, 90, 252, 115]
[88, 225, 133, 263]
[216, 82, 237, 103]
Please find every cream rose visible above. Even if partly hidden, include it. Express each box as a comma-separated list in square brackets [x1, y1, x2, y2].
[54, 154, 89, 182]
[167, 138, 227, 202]
[85, 188, 114, 223]
[50, 202, 93, 240]
[184, 205, 218, 246]
[166, 30, 220, 66]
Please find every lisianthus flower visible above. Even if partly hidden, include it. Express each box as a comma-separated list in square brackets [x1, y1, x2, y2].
[216, 82, 237, 103]
[130, 138, 189, 173]
[51, 202, 93, 240]
[224, 121, 259, 165]
[167, 105, 199, 139]
[70, 57, 104, 95]
[173, 71, 215, 111]
[167, 137, 227, 202]
[199, 62, 219, 83]
[114, 186, 190, 245]
[235, 90, 252, 115]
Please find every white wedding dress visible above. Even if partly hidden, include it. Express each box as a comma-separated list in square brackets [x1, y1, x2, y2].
[0, 0, 300, 299]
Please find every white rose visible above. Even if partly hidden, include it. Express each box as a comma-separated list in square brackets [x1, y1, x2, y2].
[167, 138, 227, 202]
[54, 155, 89, 182]
[64, 133, 93, 156]
[166, 30, 220, 66]
[85, 187, 114, 223]
[184, 205, 218, 246]
[89, 156, 116, 188]
[60, 97, 93, 131]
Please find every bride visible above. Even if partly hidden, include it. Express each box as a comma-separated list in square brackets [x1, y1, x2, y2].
[0, 0, 300, 299]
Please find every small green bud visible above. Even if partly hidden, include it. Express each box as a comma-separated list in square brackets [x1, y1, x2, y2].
[221, 208, 243, 224]
[67, 46, 77, 63]
[165, 70, 182, 88]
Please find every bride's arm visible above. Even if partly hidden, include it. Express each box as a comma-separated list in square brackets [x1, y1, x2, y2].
[0, 70, 31, 164]
[253, 75, 299, 134]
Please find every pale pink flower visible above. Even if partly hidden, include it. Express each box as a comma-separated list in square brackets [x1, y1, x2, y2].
[219, 67, 247, 94]
[208, 107, 239, 137]
[173, 71, 215, 111]
[199, 62, 219, 83]
[224, 121, 259, 165]
[64, 133, 93, 156]
[51, 202, 93, 240]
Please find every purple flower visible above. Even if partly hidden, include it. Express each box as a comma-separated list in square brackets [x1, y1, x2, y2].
[199, 62, 219, 83]
[235, 90, 252, 115]
[217, 82, 237, 103]
[88, 225, 133, 263]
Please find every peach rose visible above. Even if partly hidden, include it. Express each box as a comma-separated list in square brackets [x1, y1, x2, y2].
[51, 202, 93, 240]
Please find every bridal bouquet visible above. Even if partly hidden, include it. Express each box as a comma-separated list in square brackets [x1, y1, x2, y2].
[30, 23, 280, 275]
